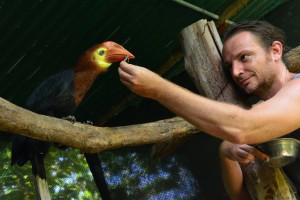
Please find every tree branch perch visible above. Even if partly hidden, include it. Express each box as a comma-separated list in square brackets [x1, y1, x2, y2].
[0, 97, 199, 153]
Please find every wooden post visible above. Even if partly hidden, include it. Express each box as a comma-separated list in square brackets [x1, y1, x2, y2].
[179, 19, 246, 105]
[179, 19, 298, 200]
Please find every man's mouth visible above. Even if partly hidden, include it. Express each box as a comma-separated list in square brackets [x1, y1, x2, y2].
[238, 75, 253, 87]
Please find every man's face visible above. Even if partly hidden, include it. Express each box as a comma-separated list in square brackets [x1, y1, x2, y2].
[222, 31, 275, 95]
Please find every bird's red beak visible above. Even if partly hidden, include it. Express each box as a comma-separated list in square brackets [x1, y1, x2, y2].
[103, 41, 135, 63]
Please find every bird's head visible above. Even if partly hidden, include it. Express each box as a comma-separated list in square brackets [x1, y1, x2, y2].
[98, 41, 135, 64]
[76, 41, 135, 72]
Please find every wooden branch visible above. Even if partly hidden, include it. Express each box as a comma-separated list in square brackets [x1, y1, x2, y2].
[0, 97, 199, 153]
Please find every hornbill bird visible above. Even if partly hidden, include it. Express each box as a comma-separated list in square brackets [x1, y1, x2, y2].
[10, 41, 134, 200]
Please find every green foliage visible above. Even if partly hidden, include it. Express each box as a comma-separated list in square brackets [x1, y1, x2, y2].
[0, 140, 99, 200]
[0, 140, 200, 199]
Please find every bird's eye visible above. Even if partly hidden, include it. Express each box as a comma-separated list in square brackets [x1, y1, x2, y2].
[99, 50, 105, 56]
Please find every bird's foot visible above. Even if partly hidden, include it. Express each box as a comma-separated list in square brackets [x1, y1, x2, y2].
[84, 120, 93, 125]
[62, 115, 76, 124]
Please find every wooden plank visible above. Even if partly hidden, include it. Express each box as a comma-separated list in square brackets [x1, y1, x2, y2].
[180, 19, 225, 99]
[180, 19, 246, 106]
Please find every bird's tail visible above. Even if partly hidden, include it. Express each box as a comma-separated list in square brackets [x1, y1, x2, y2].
[84, 153, 111, 200]
[31, 153, 51, 200]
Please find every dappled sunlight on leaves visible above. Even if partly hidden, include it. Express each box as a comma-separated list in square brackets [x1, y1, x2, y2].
[1, 140, 201, 199]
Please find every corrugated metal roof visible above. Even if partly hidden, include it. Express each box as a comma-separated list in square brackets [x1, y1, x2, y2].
[0, 0, 299, 124]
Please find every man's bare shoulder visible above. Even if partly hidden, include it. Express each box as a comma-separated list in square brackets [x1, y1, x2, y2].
[251, 78, 300, 116]
[278, 77, 300, 97]
[266, 78, 300, 117]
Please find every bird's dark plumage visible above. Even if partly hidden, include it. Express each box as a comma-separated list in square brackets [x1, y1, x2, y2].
[11, 70, 76, 167]
[10, 41, 134, 199]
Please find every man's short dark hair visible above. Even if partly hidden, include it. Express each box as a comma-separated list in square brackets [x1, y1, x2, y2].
[223, 20, 286, 52]
[222, 20, 287, 64]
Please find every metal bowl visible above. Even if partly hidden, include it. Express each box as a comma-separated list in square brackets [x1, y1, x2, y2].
[256, 138, 300, 168]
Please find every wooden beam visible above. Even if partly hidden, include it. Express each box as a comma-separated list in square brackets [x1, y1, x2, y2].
[285, 45, 300, 73]
[180, 19, 247, 105]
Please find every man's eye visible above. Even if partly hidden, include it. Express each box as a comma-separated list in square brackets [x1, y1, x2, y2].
[241, 54, 250, 61]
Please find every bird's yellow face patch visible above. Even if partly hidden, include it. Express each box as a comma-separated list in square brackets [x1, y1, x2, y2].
[92, 47, 112, 69]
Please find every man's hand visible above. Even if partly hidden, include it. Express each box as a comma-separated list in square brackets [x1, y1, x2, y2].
[220, 141, 269, 164]
[118, 61, 164, 99]
[220, 141, 256, 164]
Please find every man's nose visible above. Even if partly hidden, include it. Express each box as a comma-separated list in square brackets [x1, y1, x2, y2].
[231, 62, 244, 77]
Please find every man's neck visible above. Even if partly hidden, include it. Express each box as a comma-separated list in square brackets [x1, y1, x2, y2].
[258, 68, 295, 100]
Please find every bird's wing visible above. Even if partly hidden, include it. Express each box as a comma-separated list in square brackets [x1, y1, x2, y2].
[25, 69, 76, 117]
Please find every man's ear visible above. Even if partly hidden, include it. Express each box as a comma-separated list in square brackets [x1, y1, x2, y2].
[271, 41, 283, 62]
